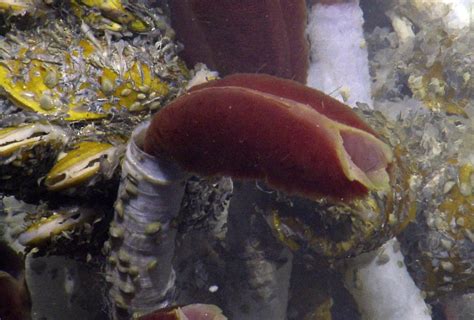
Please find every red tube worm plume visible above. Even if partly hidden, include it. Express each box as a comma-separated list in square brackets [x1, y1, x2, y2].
[139, 304, 227, 320]
[0, 242, 30, 320]
[0, 273, 30, 320]
[144, 74, 393, 201]
[168, 0, 309, 83]
[311, 0, 357, 4]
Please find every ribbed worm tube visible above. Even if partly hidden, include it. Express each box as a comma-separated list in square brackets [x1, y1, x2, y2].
[105, 122, 186, 319]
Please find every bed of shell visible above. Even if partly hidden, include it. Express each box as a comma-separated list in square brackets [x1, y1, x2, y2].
[0, 2, 190, 317]
[0, 0, 190, 253]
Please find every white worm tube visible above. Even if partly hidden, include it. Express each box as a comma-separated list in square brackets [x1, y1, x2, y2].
[344, 238, 431, 320]
[105, 122, 187, 319]
[306, 0, 373, 107]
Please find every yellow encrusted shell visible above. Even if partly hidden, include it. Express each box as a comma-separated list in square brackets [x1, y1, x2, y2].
[45, 141, 123, 191]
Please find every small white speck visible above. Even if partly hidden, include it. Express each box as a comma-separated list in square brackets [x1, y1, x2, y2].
[208, 285, 218, 293]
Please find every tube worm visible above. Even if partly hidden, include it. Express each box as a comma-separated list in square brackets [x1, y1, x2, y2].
[168, 1, 309, 83]
[143, 74, 398, 319]
[138, 303, 227, 320]
[0, 241, 30, 320]
[144, 74, 393, 201]
[105, 122, 187, 319]
[0, 271, 30, 320]
[188, 73, 377, 135]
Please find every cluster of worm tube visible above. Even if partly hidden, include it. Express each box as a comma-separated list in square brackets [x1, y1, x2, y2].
[105, 122, 294, 319]
[104, 107, 473, 319]
[104, 108, 405, 319]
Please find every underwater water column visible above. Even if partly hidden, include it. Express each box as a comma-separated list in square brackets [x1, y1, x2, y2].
[105, 122, 186, 319]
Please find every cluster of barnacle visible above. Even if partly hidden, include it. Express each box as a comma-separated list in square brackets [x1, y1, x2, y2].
[0, 0, 188, 254]
[397, 110, 474, 300]
[368, 17, 472, 117]
[365, 5, 474, 304]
